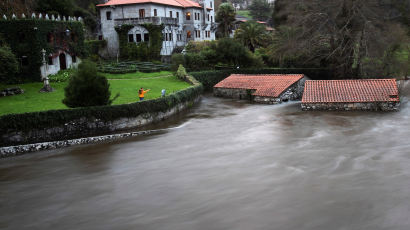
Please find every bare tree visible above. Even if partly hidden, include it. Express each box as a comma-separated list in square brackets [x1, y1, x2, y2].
[271, 0, 409, 79]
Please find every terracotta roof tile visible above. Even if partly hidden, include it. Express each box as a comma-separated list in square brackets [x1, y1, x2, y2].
[214, 74, 304, 97]
[302, 79, 400, 103]
[97, 0, 202, 8]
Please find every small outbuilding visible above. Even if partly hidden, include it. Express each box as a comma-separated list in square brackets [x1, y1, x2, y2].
[214, 74, 306, 104]
[301, 79, 400, 111]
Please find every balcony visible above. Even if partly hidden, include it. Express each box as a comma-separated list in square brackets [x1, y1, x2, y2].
[114, 17, 178, 26]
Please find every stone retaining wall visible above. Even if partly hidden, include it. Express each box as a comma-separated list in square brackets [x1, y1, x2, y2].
[301, 101, 400, 111]
[213, 88, 255, 101]
[0, 130, 157, 158]
[1, 97, 200, 147]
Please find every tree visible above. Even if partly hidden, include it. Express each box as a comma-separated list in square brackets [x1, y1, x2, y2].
[0, 46, 18, 83]
[249, 0, 272, 21]
[271, 0, 409, 78]
[36, 0, 75, 16]
[63, 60, 113, 108]
[234, 20, 270, 52]
[216, 38, 261, 67]
[216, 3, 236, 37]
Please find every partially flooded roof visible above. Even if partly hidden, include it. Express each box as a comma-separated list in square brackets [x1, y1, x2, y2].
[302, 79, 400, 103]
[214, 74, 304, 97]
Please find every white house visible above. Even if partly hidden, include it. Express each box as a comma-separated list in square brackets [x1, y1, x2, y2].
[97, 0, 216, 58]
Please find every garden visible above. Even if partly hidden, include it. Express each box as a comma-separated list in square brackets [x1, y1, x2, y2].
[0, 68, 190, 116]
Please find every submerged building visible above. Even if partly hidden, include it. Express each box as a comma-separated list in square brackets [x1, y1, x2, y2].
[97, 0, 216, 58]
[214, 74, 306, 104]
[301, 79, 400, 111]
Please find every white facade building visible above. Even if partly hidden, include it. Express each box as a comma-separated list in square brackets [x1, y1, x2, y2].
[97, 0, 216, 58]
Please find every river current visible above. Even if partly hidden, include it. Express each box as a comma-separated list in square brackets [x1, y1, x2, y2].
[1, 82, 410, 230]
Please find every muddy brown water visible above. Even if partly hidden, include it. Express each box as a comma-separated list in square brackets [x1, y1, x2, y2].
[1, 82, 410, 230]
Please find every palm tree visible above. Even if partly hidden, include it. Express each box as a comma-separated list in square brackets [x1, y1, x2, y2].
[216, 3, 236, 38]
[234, 20, 269, 52]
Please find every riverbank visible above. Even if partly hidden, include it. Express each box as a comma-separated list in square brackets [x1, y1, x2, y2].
[0, 75, 203, 149]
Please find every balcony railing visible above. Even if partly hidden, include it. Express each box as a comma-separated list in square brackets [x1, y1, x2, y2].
[114, 17, 178, 26]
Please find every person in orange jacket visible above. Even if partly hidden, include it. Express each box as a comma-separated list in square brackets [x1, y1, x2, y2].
[138, 87, 150, 101]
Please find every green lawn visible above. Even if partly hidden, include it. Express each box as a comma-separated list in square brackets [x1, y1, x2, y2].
[0, 74, 190, 116]
[237, 10, 253, 19]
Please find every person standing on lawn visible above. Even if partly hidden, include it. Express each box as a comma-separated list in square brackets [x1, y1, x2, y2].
[138, 87, 150, 101]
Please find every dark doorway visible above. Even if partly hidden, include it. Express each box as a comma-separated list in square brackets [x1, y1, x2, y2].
[59, 53, 67, 70]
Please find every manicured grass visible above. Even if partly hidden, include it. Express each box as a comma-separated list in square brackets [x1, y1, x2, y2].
[101, 71, 172, 79]
[237, 10, 252, 19]
[0, 75, 190, 116]
[109, 76, 190, 105]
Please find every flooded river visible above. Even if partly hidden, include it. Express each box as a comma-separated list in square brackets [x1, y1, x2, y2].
[1, 83, 410, 230]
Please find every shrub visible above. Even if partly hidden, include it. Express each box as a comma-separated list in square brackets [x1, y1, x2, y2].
[171, 53, 185, 71]
[184, 53, 209, 71]
[216, 38, 252, 67]
[0, 46, 19, 83]
[186, 40, 215, 53]
[48, 69, 76, 82]
[176, 64, 188, 80]
[63, 60, 112, 108]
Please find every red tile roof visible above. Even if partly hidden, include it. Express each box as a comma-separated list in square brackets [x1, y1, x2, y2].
[97, 0, 202, 8]
[302, 79, 400, 103]
[214, 74, 304, 97]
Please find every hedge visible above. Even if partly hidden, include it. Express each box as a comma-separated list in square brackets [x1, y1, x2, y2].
[0, 80, 203, 145]
[190, 68, 332, 90]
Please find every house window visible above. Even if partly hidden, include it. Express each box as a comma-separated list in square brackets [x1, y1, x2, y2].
[154, 9, 157, 16]
[207, 14, 209, 21]
[211, 16, 213, 22]
[177, 33, 182, 41]
[187, 31, 191, 38]
[139, 9, 145, 18]
[186, 12, 191, 20]
[210, 2, 212, 7]
[164, 33, 168, 41]
[169, 33, 172, 41]
[47, 33, 54, 43]
[169, 11, 173, 18]
[128, 34, 134, 42]
[48, 56, 53, 65]
[136, 34, 142, 42]
[21, 56, 29, 66]
[176, 12, 179, 19]
[98, 35, 103, 40]
[144, 33, 149, 42]
[195, 30, 200, 38]
[72, 55, 77, 63]
[106, 11, 112, 20]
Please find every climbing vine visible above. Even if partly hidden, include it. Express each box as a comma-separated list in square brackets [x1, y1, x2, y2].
[141, 23, 164, 60]
[115, 23, 164, 60]
[114, 24, 134, 59]
[0, 19, 85, 82]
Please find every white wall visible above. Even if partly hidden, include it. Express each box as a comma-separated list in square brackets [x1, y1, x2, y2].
[99, 0, 216, 57]
[40, 51, 81, 78]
